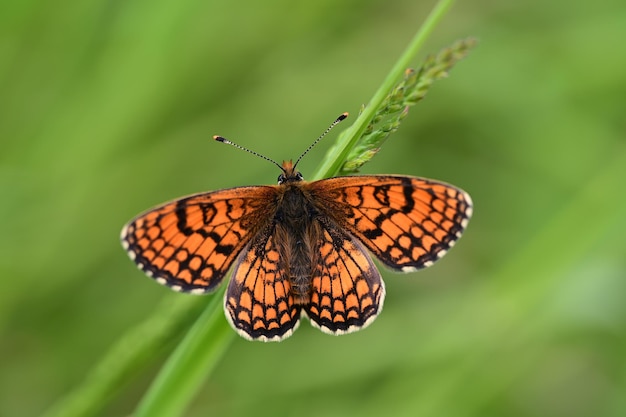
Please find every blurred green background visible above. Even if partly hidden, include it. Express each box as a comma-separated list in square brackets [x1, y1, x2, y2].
[2, 0, 626, 416]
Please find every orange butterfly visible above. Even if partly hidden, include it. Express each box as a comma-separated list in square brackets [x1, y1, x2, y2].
[121, 114, 472, 342]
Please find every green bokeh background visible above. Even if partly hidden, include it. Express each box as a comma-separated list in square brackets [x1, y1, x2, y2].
[2, 1, 626, 416]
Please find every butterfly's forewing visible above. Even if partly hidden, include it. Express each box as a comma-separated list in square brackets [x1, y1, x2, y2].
[309, 176, 473, 271]
[304, 226, 384, 335]
[121, 186, 277, 293]
[225, 232, 302, 341]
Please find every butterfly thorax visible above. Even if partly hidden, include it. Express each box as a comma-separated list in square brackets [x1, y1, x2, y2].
[273, 176, 322, 304]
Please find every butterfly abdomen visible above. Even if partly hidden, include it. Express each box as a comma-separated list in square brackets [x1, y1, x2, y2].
[273, 184, 323, 304]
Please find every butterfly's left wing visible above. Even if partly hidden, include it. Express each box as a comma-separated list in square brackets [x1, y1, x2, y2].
[309, 176, 472, 271]
[225, 230, 302, 342]
[121, 186, 277, 293]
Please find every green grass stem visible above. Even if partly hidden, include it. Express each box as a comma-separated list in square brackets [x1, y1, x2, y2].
[312, 0, 456, 180]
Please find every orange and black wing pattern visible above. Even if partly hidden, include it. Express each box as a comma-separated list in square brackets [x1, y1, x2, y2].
[310, 176, 473, 271]
[304, 226, 384, 335]
[225, 231, 301, 341]
[121, 186, 277, 293]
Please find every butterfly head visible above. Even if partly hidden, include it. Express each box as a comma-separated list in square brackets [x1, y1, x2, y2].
[278, 160, 304, 184]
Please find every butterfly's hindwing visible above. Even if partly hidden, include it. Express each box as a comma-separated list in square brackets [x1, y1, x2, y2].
[225, 230, 301, 341]
[304, 224, 385, 334]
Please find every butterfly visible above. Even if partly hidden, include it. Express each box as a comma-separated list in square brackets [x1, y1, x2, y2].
[121, 114, 472, 342]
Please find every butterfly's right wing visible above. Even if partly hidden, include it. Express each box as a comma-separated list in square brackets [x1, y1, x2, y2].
[304, 225, 385, 335]
[309, 176, 472, 272]
[121, 186, 277, 293]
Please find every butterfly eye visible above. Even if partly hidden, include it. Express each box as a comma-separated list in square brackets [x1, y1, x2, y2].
[277, 173, 285, 184]
[296, 172, 304, 181]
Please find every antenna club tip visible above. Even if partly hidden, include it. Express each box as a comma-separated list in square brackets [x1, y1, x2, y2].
[214, 136, 227, 143]
[338, 112, 349, 121]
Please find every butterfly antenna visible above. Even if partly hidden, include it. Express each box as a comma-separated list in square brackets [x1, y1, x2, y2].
[214, 136, 285, 172]
[293, 112, 348, 170]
